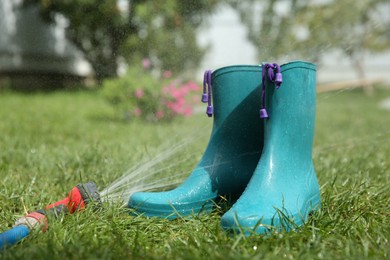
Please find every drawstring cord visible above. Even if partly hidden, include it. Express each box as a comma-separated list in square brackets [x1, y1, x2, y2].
[202, 70, 210, 103]
[202, 64, 282, 119]
[260, 63, 283, 119]
[202, 70, 213, 117]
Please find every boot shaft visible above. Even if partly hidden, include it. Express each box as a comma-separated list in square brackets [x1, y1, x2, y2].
[264, 61, 316, 159]
[211, 65, 263, 128]
[197, 65, 265, 197]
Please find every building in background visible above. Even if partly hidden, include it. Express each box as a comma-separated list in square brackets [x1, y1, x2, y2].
[1, 2, 389, 90]
[0, 0, 92, 90]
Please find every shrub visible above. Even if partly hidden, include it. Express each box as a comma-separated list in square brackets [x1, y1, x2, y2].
[102, 65, 200, 122]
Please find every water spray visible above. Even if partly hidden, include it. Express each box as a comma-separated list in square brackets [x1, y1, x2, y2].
[0, 141, 198, 250]
[0, 181, 101, 250]
[0, 123, 209, 250]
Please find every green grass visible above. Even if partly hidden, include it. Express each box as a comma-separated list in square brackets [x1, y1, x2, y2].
[0, 87, 389, 259]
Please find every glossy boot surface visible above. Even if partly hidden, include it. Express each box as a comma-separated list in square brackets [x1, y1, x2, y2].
[221, 61, 321, 234]
[129, 65, 264, 218]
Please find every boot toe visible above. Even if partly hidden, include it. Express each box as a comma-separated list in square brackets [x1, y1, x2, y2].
[221, 211, 271, 235]
[221, 196, 321, 235]
[129, 190, 215, 219]
[221, 209, 304, 235]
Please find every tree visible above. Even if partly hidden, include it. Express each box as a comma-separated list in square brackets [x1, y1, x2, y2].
[25, 0, 220, 82]
[232, 0, 390, 94]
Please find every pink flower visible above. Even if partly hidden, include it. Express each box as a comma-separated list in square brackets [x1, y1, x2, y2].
[177, 97, 185, 105]
[163, 70, 172, 79]
[169, 88, 182, 99]
[166, 101, 175, 110]
[142, 58, 151, 69]
[134, 107, 142, 116]
[166, 100, 184, 114]
[156, 110, 164, 119]
[134, 89, 144, 99]
[182, 106, 192, 117]
[186, 81, 200, 91]
[162, 86, 170, 95]
[192, 95, 200, 104]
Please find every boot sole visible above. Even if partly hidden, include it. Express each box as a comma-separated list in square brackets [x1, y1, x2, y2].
[129, 197, 216, 219]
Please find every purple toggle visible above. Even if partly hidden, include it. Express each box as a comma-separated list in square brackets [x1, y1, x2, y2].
[202, 69, 213, 117]
[267, 69, 274, 81]
[207, 105, 213, 117]
[202, 70, 210, 103]
[201, 93, 208, 103]
[260, 63, 283, 119]
[259, 108, 268, 119]
[275, 72, 283, 87]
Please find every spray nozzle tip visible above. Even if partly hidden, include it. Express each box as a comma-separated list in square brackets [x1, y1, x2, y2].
[77, 181, 102, 208]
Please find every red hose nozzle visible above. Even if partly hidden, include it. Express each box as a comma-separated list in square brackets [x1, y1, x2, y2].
[10, 181, 101, 247]
[46, 181, 101, 214]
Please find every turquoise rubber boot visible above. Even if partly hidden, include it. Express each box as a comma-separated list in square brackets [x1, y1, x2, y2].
[221, 61, 321, 234]
[129, 65, 264, 218]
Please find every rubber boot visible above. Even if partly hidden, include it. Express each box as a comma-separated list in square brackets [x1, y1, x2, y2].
[129, 65, 264, 219]
[221, 61, 321, 234]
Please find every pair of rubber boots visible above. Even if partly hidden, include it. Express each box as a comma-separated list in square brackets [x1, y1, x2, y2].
[129, 61, 321, 234]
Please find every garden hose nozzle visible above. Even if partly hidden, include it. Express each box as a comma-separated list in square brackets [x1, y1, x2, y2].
[17, 181, 101, 231]
[1, 181, 101, 250]
[45, 181, 101, 214]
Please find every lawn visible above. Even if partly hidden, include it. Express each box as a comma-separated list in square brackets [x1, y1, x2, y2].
[0, 86, 389, 259]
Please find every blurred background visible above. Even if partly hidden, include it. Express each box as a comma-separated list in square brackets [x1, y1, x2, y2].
[1, 0, 389, 92]
[1, 0, 390, 123]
